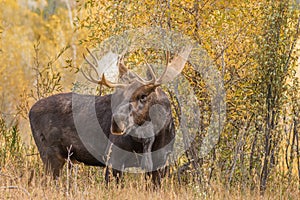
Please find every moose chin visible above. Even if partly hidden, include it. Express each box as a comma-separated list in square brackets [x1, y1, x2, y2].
[29, 46, 192, 186]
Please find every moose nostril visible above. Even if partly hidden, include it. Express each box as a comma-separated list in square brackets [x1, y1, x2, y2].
[111, 115, 126, 134]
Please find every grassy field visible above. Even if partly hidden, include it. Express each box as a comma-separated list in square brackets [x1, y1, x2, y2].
[0, 120, 299, 200]
[1, 157, 299, 200]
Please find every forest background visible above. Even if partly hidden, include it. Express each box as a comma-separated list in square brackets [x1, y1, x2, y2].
[0, 0, 300, 199]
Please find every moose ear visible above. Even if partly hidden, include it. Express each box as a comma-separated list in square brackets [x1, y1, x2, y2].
[118, 57, 128, 78]
[117, 58, 137, 83]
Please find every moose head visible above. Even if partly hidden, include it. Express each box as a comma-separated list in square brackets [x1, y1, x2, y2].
[81, 46, 192, 139]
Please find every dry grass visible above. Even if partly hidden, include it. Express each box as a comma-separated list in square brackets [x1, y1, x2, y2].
[0, 122, 299, 200]
[1, 158, 299, 200]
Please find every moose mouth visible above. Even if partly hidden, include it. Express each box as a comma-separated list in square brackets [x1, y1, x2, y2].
[111, 121, 136, 136]
[111, 128, 125, 135]
[111, 126, 137, 136]
[111, 112, 138, 135]
[111, 117, 128, 135]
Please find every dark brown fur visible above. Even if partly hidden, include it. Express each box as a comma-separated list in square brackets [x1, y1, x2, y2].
[29, 85, 175, 186]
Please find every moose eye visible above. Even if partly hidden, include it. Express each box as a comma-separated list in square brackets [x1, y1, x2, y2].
[139, 94, 147, 102]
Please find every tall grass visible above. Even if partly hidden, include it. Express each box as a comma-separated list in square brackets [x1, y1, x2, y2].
[0, 118, 23, 167]
[0, 116, 299, 199]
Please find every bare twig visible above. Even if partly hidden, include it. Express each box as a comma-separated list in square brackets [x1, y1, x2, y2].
[228, 114, 254, 185]
[66, 145, 74, 196]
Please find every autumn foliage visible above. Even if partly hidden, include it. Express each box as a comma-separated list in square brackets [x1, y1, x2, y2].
[0, 0, 300, 199]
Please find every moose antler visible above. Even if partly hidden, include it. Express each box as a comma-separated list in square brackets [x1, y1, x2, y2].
[82, 45, 192, 88]
[129, 61, 157, 84]
[128, 45, 192, 86]
[156, 45, 192, 85]
[117, 57, 157, 85]
[81, 48, 127, 88]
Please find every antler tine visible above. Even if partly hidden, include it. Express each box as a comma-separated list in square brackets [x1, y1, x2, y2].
[118, 56, 128, 78]
[81, 67, 99, 84]
[81, 53, 100, 84]
[156, 45, 192, 85]
[130, 71, 150, 83]
[129, 62, 157, 85]
[100, 74, 127, 88]
[152, 50, 171, 85]
[83, 53, 100, 77]
[86, 48, 99, 67]
[82, 49, 128, 88]
[145, 62, 157, 83]
[128, 59, 158, 85]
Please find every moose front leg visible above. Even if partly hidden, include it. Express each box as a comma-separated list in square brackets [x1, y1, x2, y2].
[130, 122, 155, 171]
[141, 136, 155, 171]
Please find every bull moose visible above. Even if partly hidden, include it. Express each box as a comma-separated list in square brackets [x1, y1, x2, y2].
[29, 46, 191, 186]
